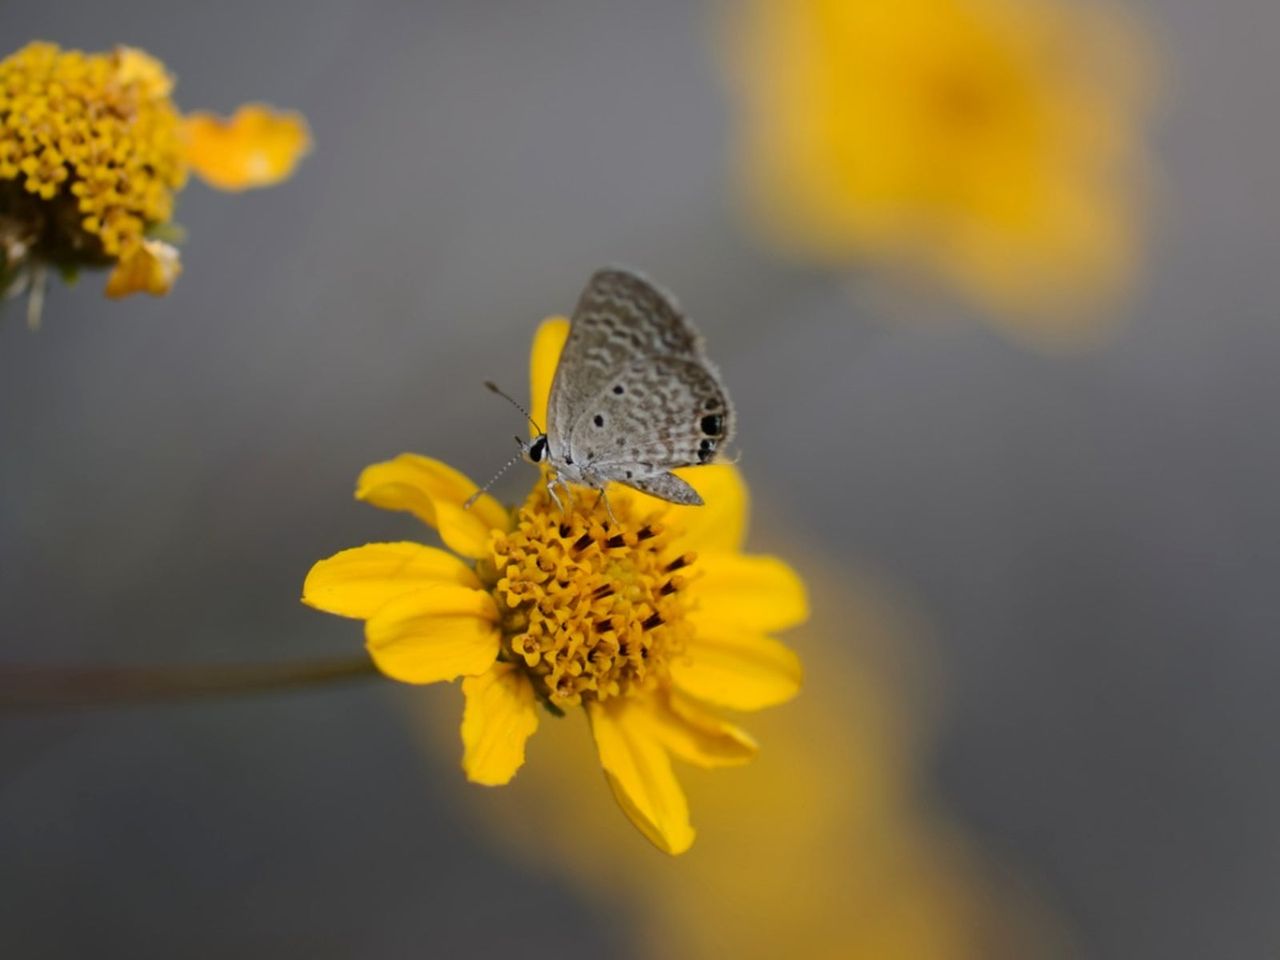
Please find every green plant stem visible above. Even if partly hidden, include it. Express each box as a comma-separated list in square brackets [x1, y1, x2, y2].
[0, 656, 381, 711]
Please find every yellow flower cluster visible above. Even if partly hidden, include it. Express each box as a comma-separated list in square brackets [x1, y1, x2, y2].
[0, 40, 309, 315]
[0, 43, 186, 261]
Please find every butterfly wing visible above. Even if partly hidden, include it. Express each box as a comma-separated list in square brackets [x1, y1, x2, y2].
[623, 472, 704, 506]
[546, 268, 702, 448]
[562, 355, 734, 499]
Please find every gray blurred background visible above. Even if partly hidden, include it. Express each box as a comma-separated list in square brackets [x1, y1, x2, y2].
[1, 1, 1278, 957]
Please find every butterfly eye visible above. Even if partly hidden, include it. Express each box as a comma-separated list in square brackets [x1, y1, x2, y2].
[529, 436, 548, 462]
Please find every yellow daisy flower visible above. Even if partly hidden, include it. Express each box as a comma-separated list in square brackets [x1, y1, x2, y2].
[0, 41, 310, 318]
[303, 318, 807, 854]
[723, 0, 1157, 344]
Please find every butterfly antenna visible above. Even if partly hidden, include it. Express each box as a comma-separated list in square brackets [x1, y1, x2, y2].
[484, 381, 544, 435]
[464, 445, 524, 510]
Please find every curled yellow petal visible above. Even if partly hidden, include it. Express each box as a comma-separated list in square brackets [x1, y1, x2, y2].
[528, 316, 569, 434]
[364, 586, 500, 684]
[302, 542, 480, 620]
[672, 629, 802, 712]
[104, 240, 181, 299]
[461, 663, 540, 786]
[355, 454, 509, 559]
[691, 552, 809, 633]
[640, 690, 757, 768]
[183, 103, 311, 191]
[588, 698, 695, 855]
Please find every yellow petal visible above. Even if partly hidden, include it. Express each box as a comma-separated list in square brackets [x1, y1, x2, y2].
[460, 663, 540, 786]
[587, 698, 695, 855]
[640, 689, 757, 768]
[528, 316, 569, 434]
[671, 628, 802, 711]
[691, 552, 809, 633]
[183, 103, 311, 191]
[355, 454, 509, 559]
[104, 240, 181, 299]
[364, 586, 500, 684]
[668, 464, 749, 553]
[302, 542, 480, 620]
[603, 463, 749, 554]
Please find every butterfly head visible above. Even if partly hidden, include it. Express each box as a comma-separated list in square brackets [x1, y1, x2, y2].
[522, 434, 550, 465]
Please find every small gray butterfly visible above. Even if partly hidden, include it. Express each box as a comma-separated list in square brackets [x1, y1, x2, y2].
[520, 268, 734, 511]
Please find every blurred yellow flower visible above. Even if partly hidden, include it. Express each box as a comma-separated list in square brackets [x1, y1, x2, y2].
[0, 41, 310, 317]
[723, 0, 1157, 343]
[303, 318, 807, 854]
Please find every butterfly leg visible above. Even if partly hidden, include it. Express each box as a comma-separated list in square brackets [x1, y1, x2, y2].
[593, 486, 618, 526]
[546, 475, 580, 515]
[545, 476, 566, 515]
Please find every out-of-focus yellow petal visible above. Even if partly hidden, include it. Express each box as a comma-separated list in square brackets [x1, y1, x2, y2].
[587, 698, 695, 855]
[461, 663, 540, 786]
[691, 553, 809, 633]
[104, 240, 181, 299]
[356, 454, 509, 559]
[672, 629, 802, 711]
[302, 542, 480, 620]
[639, 690, 757, 768]
[528, 316, 569, 434]
[183, 103, 311, 191]
[364, 586, 500, 684]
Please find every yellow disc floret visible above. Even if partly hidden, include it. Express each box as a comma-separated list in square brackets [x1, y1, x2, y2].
[0, 42, 186, 264]
[482, 488, 695, 709]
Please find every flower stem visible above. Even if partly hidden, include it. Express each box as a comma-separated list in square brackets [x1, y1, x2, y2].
[0, 656, 381, 711]
[25, 262, 45, 330]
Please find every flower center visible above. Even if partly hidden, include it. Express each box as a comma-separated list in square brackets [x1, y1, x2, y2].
[480, 487, 695, 708]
